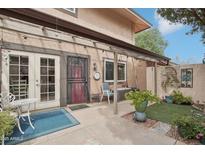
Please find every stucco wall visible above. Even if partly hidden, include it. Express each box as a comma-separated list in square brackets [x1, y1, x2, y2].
[0, 25, 147, 104]
[34, 8, 134, 44]
[146, 67, 155, 94]
[177, 64, 205, 103]
[147, 65, 205, 103]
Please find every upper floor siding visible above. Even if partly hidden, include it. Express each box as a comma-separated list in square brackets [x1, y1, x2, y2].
[34, 8, 136, 44]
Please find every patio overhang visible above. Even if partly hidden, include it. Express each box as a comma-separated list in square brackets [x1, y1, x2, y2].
[0, 8, 170, 114]
[0, 8, 170, 64]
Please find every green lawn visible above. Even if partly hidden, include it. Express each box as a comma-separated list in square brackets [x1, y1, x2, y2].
[146, 103, 203, 124]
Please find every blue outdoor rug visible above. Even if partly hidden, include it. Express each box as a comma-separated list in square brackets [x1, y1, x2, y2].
[5, 108, 80, 145]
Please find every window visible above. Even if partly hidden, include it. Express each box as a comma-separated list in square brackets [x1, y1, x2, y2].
[64, 8, 76, 14]
[40, 58, 55, 101]
[104, 59, 126, 82]
[9, 55, 29, 100]
[181, 68, 193, 88]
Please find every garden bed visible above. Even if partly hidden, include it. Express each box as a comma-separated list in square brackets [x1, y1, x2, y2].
[166, 127, 200, 145]
[122, 103, 205, 145]
[122, 111, 158, 128]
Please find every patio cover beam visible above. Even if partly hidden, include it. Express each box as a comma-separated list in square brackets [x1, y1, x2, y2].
[113, 52, 118, 114]
[0, 8, 170, 63]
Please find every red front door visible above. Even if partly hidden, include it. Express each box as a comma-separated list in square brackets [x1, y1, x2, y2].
[67, 56, 88, 104]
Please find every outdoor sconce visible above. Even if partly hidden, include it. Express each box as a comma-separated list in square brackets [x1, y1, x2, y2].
[93, 62, 97, 72]
[93, 62, 101, 81]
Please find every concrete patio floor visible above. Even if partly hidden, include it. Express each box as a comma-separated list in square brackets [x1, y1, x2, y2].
[21, 101, 184, 145]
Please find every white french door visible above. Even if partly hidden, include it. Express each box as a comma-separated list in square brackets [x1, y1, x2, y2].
[35, 53, 60, 109]
[1, 49, 60, 110]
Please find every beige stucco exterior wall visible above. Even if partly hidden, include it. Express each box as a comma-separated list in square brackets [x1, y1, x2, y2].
[0, 26, 147, 98]
[147, 65, 205, 103]
[34, 8, 134, 44]
[178, 64, 205, 103]
[146, 67, 155, 94]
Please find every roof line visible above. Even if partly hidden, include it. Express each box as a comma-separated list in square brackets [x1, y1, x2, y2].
[128, 8, 153, 27]
[0, 8, 170, 61]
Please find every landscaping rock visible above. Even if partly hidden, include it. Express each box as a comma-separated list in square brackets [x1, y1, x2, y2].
[150, 122, 171, 135]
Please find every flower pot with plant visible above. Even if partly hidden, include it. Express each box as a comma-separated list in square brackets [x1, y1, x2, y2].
[125, 90, 160, 122]
[171, 90, 192, 105]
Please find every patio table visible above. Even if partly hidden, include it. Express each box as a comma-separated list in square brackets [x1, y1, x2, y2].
[11, 98, 38, 134]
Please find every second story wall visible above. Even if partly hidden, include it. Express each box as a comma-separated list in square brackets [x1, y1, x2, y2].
[34, 8, 135, 44]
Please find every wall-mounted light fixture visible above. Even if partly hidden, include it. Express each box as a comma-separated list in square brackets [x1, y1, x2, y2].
[93, 62, 97, 72]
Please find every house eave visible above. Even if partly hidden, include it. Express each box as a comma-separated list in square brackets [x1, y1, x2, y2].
[0, 8, 170, 64]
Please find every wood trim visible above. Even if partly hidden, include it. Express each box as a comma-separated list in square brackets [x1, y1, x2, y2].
[113, 52, 118, 114]
[154, 62, 158, 95]
[0, 8, 170, 62]
[56, 8, 78, 18]
[103, 58, 127, 83]
[67, 54, 91, 104]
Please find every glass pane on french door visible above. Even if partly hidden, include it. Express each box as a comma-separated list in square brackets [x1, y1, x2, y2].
[9, 55, 29, 100]
[40, 58, 55, 101]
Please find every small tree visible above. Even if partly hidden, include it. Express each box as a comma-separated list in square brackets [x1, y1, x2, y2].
[135, 28, 168, 56]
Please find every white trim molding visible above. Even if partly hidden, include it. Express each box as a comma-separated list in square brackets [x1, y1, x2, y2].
[63, 8, 76, 14]
[104, 59, 127, 83]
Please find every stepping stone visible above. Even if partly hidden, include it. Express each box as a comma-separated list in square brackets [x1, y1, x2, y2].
[150, 122, 171, 135]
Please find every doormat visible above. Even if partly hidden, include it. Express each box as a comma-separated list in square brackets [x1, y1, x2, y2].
[69, 104, 90, 111]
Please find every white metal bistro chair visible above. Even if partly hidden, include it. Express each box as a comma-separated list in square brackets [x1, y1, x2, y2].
[100, 83, 113, 104]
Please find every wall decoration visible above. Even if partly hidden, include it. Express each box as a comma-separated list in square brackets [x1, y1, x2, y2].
[161, 66, 180, 93]
[181, 68, 193, 88]
[93, 72, 101, 81]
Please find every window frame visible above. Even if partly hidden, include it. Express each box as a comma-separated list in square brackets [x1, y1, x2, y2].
[104, 59, 127, 83]
[181, 68, 193, 88]
[63, 8, 77, 16]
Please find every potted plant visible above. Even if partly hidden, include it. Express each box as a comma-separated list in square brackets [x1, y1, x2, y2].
[0, 111, 16, 144]
[125, 90, 160, 122]
[171, 90, 192, 105]
[165, 95, 173, 104]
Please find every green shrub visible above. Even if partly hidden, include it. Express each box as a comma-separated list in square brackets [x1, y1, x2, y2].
[125, 90, 160, 112]
[171, 90, 192, 105]
[0, 111, 16, 143]
[172, 115, 205, 139]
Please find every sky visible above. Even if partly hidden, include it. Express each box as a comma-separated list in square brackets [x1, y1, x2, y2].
[133, 8, 205, 64]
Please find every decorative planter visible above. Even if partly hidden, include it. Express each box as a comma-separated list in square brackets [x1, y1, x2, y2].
[165, 96, 173, 104]
[133, 111, 147, 122]
[133, 101, 148, 122]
